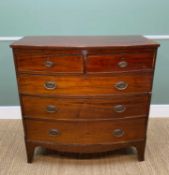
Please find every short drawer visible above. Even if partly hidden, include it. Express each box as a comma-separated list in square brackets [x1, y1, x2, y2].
[14, 49, 83, 73]
[86, 51, 155, 73]
[21, 94, 150, 120]
[25, 118, 146, 144]
[18, 73, 152, 96]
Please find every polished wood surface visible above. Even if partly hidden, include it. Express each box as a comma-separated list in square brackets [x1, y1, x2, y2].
[11, 36, 160, 163]
[10, 36, 159, 48]
[18, 73, 152, 96]
[25, 118, 146, 144]
[21, 94, 149, 120]
[87, 51, 155, 73]
[15, 49, 83, 73]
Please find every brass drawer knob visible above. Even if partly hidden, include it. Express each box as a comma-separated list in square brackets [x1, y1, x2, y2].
[118, 60, 128, 68]
[48, 129, 60, 136]
[44, 60, 54, 68]
[44, 81, 57, 90]
[46, 105, 58, 113]
[113, 105, 126, 113]
[114, 81, 128, 90]
[113, 129, 124, 137]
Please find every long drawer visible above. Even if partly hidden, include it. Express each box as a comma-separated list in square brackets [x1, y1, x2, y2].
[18, 73, 152, 96]
[21, 94, 150, 120]
[25, 118, 146, 144]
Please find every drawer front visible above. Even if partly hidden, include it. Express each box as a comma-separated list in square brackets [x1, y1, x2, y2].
[15, 49, 83, 73]
[21, 94, 149, 120]
[25, 118, 146, 144]
[79, 95, 149, 119]
[22, 96, 82, 119]
[87, 51, 155, 73]
[18, 73, 152, 96]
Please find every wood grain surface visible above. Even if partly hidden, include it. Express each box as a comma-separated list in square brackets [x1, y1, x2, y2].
[25, 118, 146, 144]
[87, 51, 155, 73]
[15, 49, 83, 73]
[21, 94, 149, 120]
[10, 36, 159, 48]
[18, 73, 152, 96]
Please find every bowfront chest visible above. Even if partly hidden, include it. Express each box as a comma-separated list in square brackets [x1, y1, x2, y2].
[10, 36, 160, 163]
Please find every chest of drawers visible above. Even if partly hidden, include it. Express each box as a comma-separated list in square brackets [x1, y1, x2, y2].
[10, 36, 160, 163]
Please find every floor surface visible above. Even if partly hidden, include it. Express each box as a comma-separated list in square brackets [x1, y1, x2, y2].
[0, 118, 169, 175]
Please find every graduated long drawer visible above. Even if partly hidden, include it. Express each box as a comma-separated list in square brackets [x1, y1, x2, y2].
[25, 118, 146, 145]
[18, 72, 152, 96]
[21, 94, 150, 120]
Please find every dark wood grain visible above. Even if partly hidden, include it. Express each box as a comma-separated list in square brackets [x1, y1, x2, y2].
[10, 36, 159, 49]
[25, 118, 146, 144]
[14, 49, 83, 73]
[87, 51, 155, 73]
[18, 73, 152, 96]
[25, 141, 36, 163]
[21, 94, 149, 120]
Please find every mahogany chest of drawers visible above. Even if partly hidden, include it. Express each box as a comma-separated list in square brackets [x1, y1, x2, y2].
[10, 36, 160, 163]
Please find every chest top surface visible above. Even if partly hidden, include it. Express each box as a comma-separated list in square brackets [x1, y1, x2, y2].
[10, 36, 159, 49]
